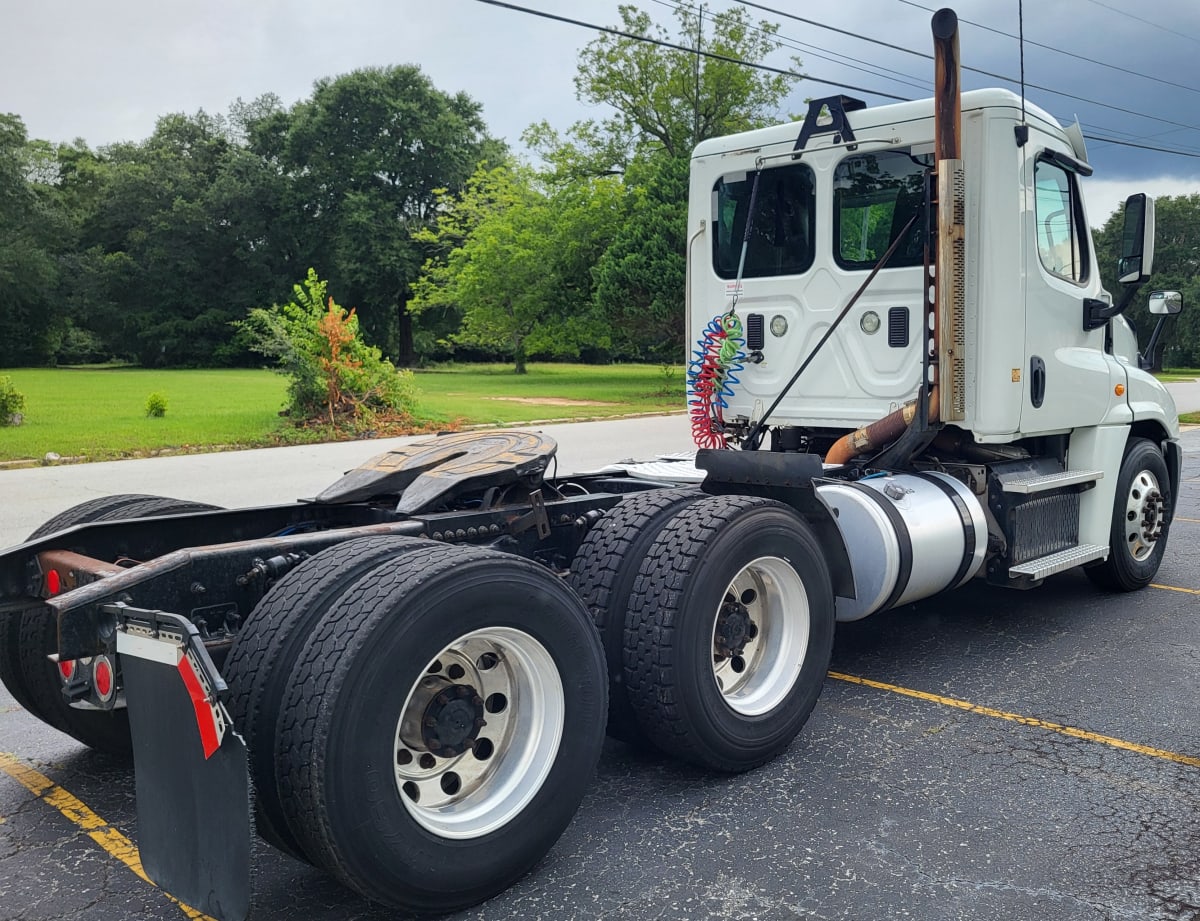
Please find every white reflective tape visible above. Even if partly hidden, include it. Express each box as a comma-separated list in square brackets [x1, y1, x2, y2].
[116, 630, 182, 667]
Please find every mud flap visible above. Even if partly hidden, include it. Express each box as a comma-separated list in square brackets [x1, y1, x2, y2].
[112, 605, 251, 921]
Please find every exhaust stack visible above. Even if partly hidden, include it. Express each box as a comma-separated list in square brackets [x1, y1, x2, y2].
[931, 8, 967, 423]
[824, 7, 965, 465]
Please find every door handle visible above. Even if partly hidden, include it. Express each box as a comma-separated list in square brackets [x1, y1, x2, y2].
[1030, 355, 1046, 408]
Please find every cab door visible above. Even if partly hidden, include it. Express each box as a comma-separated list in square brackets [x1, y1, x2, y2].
[1020, 145, 1125, 433]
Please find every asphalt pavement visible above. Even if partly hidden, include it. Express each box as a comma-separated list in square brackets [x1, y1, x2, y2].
[0, 422, 1198, 921]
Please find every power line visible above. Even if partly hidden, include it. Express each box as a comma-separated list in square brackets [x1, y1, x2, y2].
[731, 0, 1200, 135]
[471, 0, 910, 101]
[1080, 0, 1200, 47]
[896, 0, 1200, 98]
[648, 0, 932, 93]
[1081, 134, 1200, 159]
[477, 0, 1200, 163]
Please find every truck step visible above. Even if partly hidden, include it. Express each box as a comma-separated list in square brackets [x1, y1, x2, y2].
[1001, 469, 1103, 494]
[1008, 543, 1108, 580]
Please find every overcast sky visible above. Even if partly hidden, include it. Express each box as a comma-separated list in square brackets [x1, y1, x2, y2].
[4, 0, 1199, 223]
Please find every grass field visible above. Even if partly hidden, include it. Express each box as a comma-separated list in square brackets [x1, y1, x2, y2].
[0, 365, 683, 463]
[1156, 369, 1200, 383]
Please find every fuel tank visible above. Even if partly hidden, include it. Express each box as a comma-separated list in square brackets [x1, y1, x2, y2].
[817, 471, 986, 621]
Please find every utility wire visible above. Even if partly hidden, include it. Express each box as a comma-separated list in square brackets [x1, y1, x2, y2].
[477, 0, 1200, 163]
[897, 0, 1200, 97]
[471, 0, 910, 101]
[1080, 134, 1200, 159]
[731, 0, 1200, 134]
[1080, 0, 1200, 47]
[649, 0, 933, 92]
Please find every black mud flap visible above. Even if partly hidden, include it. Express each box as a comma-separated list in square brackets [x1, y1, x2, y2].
[112, 605, 251, 921]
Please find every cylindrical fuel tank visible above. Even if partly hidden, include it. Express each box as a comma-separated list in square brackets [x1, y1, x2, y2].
[816, 471, 987, 622]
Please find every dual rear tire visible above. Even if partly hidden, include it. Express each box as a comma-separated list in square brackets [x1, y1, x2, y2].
[573, 491, 836, 772]
[227, 540, 607, 914]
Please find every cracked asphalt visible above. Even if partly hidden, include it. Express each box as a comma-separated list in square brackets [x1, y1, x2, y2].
[1, 428, 1198, 921]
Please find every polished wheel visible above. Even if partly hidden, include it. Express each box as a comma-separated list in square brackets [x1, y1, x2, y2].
[710, 556, 810, 717]
[395, 628, 565, 839]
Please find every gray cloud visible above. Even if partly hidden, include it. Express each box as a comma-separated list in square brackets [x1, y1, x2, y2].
[4, 0, 1196, 219]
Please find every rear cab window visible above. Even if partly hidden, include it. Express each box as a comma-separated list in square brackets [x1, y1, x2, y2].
[833, 148, 930, 271]
[712, 164, 816, 279]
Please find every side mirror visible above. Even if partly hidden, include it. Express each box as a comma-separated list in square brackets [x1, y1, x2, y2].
[1117, 193, 1155, 284]
[1138, 290, 1184, 371]
[1148, 290, 1183, 315]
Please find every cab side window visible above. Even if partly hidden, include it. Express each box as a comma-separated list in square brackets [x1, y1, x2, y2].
[1034, 157, 1088, 283]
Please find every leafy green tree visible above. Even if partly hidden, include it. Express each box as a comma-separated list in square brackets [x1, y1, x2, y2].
[516, 4, 801, 363]
[412, 163, 622, 373]
[239, 269, 418, 426]
[252, 67, 503, 364]
[68, 109, 295, 366]
[0, 114, 67, 366]
[593, 154, 689, 360]
[1094, 194, 1200, 368]
[572, 4, 797, 165]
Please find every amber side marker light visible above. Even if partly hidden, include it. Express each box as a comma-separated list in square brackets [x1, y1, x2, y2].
[1115, 384, 1126, 396]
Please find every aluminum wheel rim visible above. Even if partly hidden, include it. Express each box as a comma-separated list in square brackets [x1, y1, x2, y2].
[1124, 468, 1165, 562]
[394, 627, 564, 839]
[710, 555, 810, 716]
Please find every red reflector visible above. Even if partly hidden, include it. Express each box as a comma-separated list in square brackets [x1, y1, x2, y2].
[46, 569, 61, 596]
[177, 655, 220, 759]
[58, 659, 75, 681]
[94, 658, 113, 699]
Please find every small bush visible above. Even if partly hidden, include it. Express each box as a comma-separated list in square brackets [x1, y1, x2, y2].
[0, 376, 26, 426]
[238, 269, 421, 428]
[145, 392, 168, 417]
[55, 325, 110, 366]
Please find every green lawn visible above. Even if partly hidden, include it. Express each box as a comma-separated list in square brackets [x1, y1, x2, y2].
[1156, 368, 1200, 383]
[413, 363, 681, 425]
[0, 365, 683, 463]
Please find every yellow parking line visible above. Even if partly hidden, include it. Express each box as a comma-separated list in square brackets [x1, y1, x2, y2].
[1174, 516, 1200, 523]
[827, 672, 1200, 769]
[0, 752, 215, 921]
[1152, 582, 1200, 595]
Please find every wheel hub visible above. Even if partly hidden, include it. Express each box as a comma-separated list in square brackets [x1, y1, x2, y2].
[1141, 488, 1165, 542]
[714, 600, 753, 658]
[421, 684, 485, 757]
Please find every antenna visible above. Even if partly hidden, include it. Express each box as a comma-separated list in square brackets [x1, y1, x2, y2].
[1015, 0, 1029, 146]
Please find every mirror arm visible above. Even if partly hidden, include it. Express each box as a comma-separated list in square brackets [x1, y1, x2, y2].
[1083, 282, 1141, 332]
[1139, 315, 1169, 372]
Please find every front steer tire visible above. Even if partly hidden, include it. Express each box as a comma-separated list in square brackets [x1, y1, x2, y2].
[623, 495, 835, 773]
[274, 543, 608, 914]
[1085, 437, 1173, 592]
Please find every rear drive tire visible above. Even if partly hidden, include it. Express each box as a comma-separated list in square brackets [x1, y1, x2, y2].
[275, 543, 607, 914]
[1085, 437, 1172, 592]
[223, 534, 434, 862]
[623, 495, 835, 773]
[568, 487, 703, 744]
[2, 495, 219, 756]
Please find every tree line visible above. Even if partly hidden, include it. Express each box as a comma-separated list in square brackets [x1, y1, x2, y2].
[0, 6, 790, 373]
[1, 4, 1196, 373]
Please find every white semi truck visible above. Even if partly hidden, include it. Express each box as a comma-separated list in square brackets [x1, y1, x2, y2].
[0, 9, 1184, 919]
